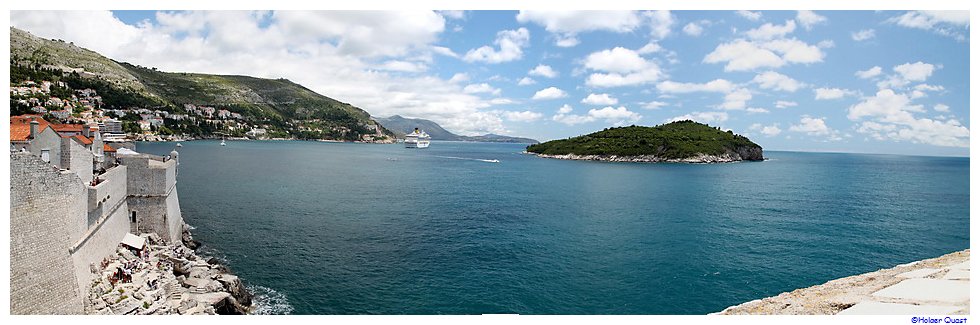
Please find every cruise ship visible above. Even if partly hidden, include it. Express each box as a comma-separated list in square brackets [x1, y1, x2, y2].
[405, 128, 431, 148]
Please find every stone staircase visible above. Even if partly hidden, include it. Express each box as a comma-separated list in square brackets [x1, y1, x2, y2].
[164, 282, 183, 303]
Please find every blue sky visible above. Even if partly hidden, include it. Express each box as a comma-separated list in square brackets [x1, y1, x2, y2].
[11, 10, 970, 156]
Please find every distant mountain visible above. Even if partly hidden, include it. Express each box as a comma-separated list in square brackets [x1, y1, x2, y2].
[374, 115, 538, 143]
[9, 27, 392, 141]
[372, 115, 461, 140]
[462, 133, 539, 144]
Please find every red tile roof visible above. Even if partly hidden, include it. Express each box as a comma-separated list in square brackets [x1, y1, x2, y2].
[103, 144, 116, 152]
[72, 135, 94, 145]
[10, 115, 52, 142]
[51, 124, 85, 133]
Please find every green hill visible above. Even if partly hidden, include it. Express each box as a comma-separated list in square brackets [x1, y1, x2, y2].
[9, 27, 392, 141]
[526, 120, 763, 162]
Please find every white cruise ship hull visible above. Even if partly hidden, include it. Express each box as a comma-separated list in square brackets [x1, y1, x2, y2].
[405, 140, 430, 148]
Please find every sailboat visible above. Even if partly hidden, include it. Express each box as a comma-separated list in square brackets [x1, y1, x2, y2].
[220, 139, 226, 146]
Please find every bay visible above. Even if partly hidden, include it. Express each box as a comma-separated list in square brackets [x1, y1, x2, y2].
[136, 140, 969, 315]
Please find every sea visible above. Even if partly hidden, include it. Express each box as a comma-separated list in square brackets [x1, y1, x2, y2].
[135, 140, 970, 315]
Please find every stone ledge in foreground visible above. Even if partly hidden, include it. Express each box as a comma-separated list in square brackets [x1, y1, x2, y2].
[714, 249, 970, 315]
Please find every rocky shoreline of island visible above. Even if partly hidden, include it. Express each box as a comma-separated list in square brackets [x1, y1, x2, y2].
[530, 152, 757, 163]
[84, 224, 254, 315]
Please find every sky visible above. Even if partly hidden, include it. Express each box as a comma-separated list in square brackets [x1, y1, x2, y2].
[9, 10, 971, 156]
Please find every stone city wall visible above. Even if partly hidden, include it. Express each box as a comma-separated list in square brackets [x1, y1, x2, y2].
[9, 153, 85, 314]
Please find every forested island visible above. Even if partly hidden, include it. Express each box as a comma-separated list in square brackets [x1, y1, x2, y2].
[526, 120, 764, 163]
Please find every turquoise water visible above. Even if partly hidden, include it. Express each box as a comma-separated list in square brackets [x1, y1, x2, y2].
[137, 140, 970, 315]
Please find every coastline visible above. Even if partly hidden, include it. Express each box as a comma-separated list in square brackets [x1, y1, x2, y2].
[530, 152, 755, 163]
[84, 224, 254, 315]
[715, 249, 970, 315]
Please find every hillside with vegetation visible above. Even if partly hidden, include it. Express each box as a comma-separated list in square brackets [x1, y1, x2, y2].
[9, 27, 393, 142]
[526, 120, 763, 163]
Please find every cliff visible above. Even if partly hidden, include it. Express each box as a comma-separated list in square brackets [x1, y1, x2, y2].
[526, 120, 763, 163]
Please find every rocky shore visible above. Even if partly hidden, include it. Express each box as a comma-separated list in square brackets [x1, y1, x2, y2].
[84, 225, 253, 315]
[715, 249, 970, 315]
[532, 151, 759, 163]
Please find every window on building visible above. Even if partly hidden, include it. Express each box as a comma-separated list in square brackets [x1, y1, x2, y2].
[131, 211, 137, 223]
[40, 149, 50, 163]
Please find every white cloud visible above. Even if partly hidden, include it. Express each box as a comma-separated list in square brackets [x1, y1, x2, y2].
[557, 104, 573, 114]
[432, 46, 459, 58]
[581, 93, 619, 105]
[637, 42, 662, 54]
[703, 39, 783, 71]
[270, 11, 446, 58]
[720, 88, 753, 110]
[463, 83, 501, 95]
[588, 106, 642, 125]
[790, 116, 834, 137]
[752, 71, 803, 92]
[814, 88, 856, 100]
[667, 111, 729, 124]
[439, 10, 466, 20]
[489, 98, 516, 105]
[640, 101, 668, 109]
[516, 10, 642, 47]
[376, 60, 427, 72]
[746, 107, 770, 114]
[817, 40, 835, 48]
[775, 100, 798, 108]
[915, 84, 945, 92]
[850, 90, 969, 147]
[934, 104, 950, 112]
[528, 64, 558, 78]
[736, 10, 762, 21]
[796, 11, 827, 30]
[750, 123, 782, 136]
[888, 10, 969, 41]
[877, 61, 939, 89]
[855, 66, 882, 79]
[851, 29, 876, 41]
[746, 20, 796, 40]
[463, 27, 530, 63]
[503, 110, 543, 122]
[583, 47, 649, 73]
[704, 38, 824, 72]
[448, 73, 469, 84]
[656, 79, 735, 93]
[551, 105, 641, 126]
[586, 69, 664, 88]
[683, 22, 704, 36]
[847, 89, 925, 121]
[657, 79, 749, 110]
[894, 61, 936, 82]
[552, 112, 592, 125]
[583, 47, 664, 87]
[516, 11, 642, 34]
[532, 87, 568, 100]
[517, 77, 536, 86]
[763, 39, 824, 64]
[555, 36, 580, 47]
[645, 10, 675, 40]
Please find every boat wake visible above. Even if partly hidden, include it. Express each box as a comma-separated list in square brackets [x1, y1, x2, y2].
[248, 285, 294, 315]
[436, 156, 500, 163]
